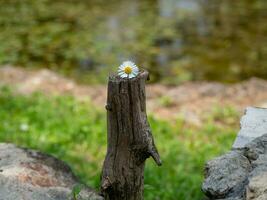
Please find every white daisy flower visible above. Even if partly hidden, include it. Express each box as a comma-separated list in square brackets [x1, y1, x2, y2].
[118, 61, 139, 79]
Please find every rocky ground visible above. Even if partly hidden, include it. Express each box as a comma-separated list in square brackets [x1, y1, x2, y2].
[202, 107, 267, 200]
[0, 143, 103, 200]
[202, 134, 267, 200]
[1, 66, 267, 125]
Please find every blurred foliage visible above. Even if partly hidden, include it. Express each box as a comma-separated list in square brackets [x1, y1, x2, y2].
[0, 0, 266, 83]
[186, 0, 267, 82]
[0, 87, 239, 199]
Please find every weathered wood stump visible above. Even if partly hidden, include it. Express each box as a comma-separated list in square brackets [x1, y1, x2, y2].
[101, 71, 161, 200]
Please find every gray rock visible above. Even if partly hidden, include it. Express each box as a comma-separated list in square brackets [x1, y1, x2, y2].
[233, 107, 267, 148]
[0, 143, 103, 200]
[243, 134, 267, 161]
[202, 151, 250, 199]
[203, 107, 267, 200]
[246, 172, 267, 200]
[202, 134, 267, 200]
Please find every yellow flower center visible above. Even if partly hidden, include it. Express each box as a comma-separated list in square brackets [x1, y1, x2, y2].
[124, 66, 132, 74]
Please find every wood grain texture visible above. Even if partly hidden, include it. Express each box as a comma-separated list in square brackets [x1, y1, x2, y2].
[101, 71, 161, 200]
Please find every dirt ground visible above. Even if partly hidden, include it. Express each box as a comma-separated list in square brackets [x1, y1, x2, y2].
[1, 66, 267, 125]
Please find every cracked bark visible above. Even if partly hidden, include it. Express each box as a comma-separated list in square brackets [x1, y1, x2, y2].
[101, 71, 161, 200]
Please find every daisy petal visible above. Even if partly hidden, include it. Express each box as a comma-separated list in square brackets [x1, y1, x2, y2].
[117, 61, 139, 79]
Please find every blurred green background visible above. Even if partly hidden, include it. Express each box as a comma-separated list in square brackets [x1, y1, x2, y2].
[0, 0, 266, 83]
[0, 0, 267, 200]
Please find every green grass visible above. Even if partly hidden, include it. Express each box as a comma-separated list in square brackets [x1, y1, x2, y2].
[0, 87, 239, 200]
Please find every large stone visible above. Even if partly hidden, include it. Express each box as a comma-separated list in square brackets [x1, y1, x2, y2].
[203, 107, 267, 200]
[233, 107, 267, 149]
[245, 134, 267, 200]
[202, 151, 250, 199]
[246, 172, 267, 200]
[0, 143, 103, 200]
[202, 134, 267, 200]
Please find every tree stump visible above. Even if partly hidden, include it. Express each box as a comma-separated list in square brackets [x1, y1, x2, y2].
[101, 71, 161, 200]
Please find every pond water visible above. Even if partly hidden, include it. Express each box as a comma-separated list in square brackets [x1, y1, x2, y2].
[1, 0, 266, 83]
[70, 0, 267, 83]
